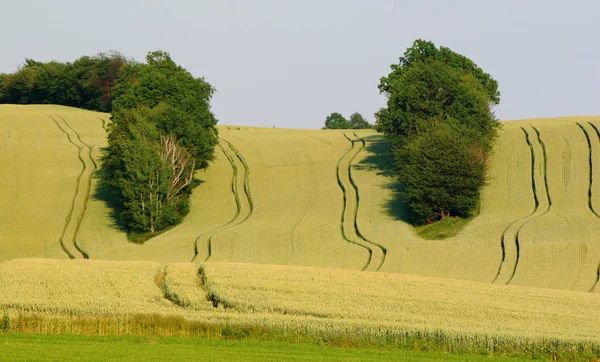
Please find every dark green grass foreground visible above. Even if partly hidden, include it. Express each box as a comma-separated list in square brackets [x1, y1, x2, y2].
[0, 334, 532, 362]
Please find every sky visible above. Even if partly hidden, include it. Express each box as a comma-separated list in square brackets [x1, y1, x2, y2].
[1, 0, 598, 129]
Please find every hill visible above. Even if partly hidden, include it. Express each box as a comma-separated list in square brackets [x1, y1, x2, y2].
[1, 105, 600, 292]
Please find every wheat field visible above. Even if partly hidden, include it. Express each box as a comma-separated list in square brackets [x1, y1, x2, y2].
[3, 105, 600, 355]
[1, 259, 599, 352]
[1, 105, 600, 292]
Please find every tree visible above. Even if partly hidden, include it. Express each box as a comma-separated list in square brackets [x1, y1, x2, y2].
[349, 112, 371, 129]
[111, 51, 218, 169]
[395, 120, 487, 222]
[376, 39, 500, 147]
[376, 40, 500, 223]
[323, 112, 350, 129]
[103, 107, 195, 233]
[103, 51, 218, 236]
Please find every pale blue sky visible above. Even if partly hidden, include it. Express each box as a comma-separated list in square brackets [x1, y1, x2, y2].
[1, 0, 598, 128]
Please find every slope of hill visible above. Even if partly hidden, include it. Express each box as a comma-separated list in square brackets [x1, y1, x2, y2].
[1, 105, 600, 293]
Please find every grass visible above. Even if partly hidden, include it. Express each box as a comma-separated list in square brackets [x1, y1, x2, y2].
[414, 216, 473, 240]
[0, 333, 534, 362]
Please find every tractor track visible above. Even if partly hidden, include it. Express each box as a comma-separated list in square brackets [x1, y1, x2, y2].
[582, 122, 600, 292]
[191, 143, 241, 262]
[47, 115, 95, 259]
[493, 126, 552, 284]
[194, 139, 253, 262]
[336, 134, 372, 271]
[347, 133, 388, 271]
[506, 126, 553, 284]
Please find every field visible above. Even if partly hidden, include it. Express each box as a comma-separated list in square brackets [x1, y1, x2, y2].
[2, 105, 600, 359]
[0, 334, 533, 362]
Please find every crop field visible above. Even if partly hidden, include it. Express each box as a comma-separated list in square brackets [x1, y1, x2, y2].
[0, 259, 599, 358]
[2, 105, 600, 358]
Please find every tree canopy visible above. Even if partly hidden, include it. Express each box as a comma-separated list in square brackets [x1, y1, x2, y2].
[349, 112, 371, 129]
[0, 51, 127, 112]
[376, 39, 500, 223]
[323, 112, 372, 129]
[102, 51, 218, 237]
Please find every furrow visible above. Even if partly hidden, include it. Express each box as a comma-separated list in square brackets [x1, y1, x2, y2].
[192, 142, 242, 262]
[46, 115, 80, 259]
[492, 128, 538, 283]
[99, 118, 109, 132]
[59, 116, 96, 259]
[506, 126, 553, 284]
[223, 140, 254, 221]
[200, 139, 253, 262]
[348, 132, 388, 272]
[532, 126, 553, 208]
[336, 134, 372, 271]
[583, 122, 600, 292]
[576, 123, 600, 217]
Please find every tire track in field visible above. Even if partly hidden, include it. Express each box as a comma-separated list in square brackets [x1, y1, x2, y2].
[347, 133, 388, 271]
[508, 126, 553, 284]
[494, 126, 552, 284]
[582, 122, 600, 292]
[59, 116, 97, 259]
[99, 118, 109, 132]
[336, 134, 372, 271]
[191, 143, 241, 262]
[47, 115, 95, 259]
[195, 139, 253, 262]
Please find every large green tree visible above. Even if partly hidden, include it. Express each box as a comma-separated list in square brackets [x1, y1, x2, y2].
[376, 40, 500, 223]
[103, 51, 218, 236]
[396, 119, 487, 221]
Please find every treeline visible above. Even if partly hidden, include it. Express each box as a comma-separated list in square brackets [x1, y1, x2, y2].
[376, 40, 501, 223]
[0, 51, 127, 112]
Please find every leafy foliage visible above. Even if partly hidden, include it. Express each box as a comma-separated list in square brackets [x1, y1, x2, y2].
[376, 40, 500, 223]
[348, 112, 372, 129]
[102, 51, 218, 236]
[395, 120, 487, 222]
[323, 112, 350, 129]
[323, 112, 372, 129]
[0, 51, 127, 112]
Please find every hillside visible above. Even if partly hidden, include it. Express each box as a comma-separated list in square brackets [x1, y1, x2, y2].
[1, 105, 600, 293]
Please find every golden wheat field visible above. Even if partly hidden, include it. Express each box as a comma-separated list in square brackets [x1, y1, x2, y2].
[2, 104, 600, 352]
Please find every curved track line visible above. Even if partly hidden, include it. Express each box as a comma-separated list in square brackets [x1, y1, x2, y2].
[582, 122, 600, 292]
[576, 123, 600, 217]
[532, 126, 553, 208]
[47, 115, 83, 259]
[223, 139, 254, 220]
[191, 143, 242, 262]
[99, 118, 109, 132]
[494, 127, 552, 284]
[347, 133, 388, 271]
[492, 128, 539, 283]
[59, 116, 98, 259]
[199, 138, 253, 262]
[506, 126, 553, 285]
[336, 135, 372, 271]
